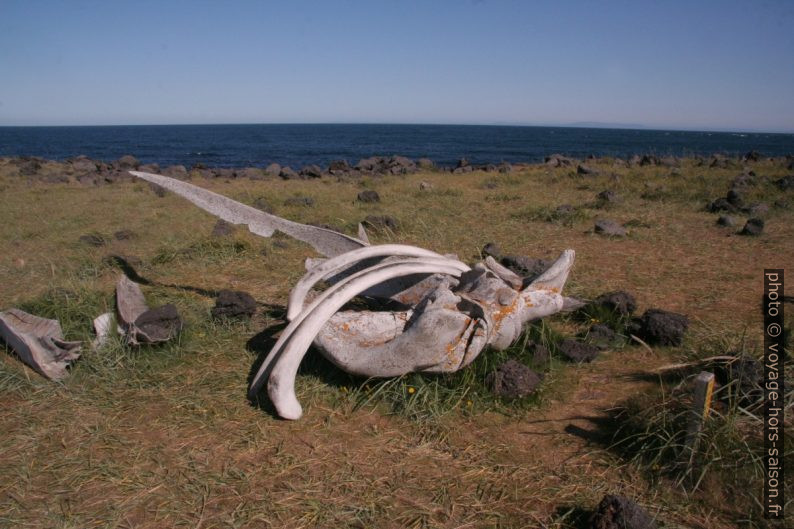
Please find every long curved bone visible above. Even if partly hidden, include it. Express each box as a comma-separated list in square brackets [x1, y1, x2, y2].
[130, 171, 367, 257]
[250, 258, 471, 419]
[286, 244, 455, 320]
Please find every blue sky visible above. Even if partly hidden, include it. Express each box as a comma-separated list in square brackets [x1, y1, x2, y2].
[1, 0, 792, 131]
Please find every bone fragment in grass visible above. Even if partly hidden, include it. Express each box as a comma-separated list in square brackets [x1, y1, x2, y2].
[91, 312, 115, 350]
[0, 308, 81, 380]
[630, 334, 654, 354]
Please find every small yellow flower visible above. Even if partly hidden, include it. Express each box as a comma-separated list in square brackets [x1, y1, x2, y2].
[467, 400, 473, 407]
[340, 386, 348, 393]
[407, 387, 416, 394]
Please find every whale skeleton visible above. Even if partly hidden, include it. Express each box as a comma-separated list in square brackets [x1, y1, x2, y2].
[129, 171, 576, 420]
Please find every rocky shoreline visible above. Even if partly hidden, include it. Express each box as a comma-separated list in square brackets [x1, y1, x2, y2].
[1, 150, 790, 186]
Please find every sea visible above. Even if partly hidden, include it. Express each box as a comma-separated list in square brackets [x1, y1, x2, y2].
[0, 124, 791, 168]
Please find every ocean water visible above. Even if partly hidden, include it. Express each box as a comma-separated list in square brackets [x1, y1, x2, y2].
[0, 124, 791, 168]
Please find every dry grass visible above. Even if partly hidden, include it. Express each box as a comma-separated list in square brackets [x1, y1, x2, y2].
[0, 157, 792, 528]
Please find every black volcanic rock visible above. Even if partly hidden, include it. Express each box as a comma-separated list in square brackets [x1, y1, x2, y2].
[594, 290, 637, 316]
[596, 189, 620, 204]
[500, 255, 551, 282]
[134, 304, 183, 343]
[739, 217, 764, 236]
[300, 164, 323, 179]
[639, 309, 688, 346]
[559, 339, 600, 363]
[485, 359, 542, 398]
[328, 159, 350, 174]
[594, 219, 627, 237]
[482, 242, 502, 260]
[79, 233, 107, 247]
[279, 166, 299, 179]
[357, 190, 381, 203]
[363, 215, 399, 231]
[115, 154, 140, 170]
[211, 290, 257, 319]
[590, 494, 657, 529]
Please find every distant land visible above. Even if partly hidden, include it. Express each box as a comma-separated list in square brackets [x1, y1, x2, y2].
[566, 122, 647, 130]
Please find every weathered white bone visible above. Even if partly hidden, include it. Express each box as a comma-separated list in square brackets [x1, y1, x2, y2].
[0, 308, 81, 380]
[116, 275, 148, 328]
[91, 312, 115, 349]
[130, 171, 367, 257]
[481, 249, 575, 349]
[286, 244, 457, 320]
[250, 258, 470, 419]
[304, 257, 326, 272]
[357, 223, 370, 244]
[484, 256, 523, 290]
[525, 249, 575, 292]
[286, 252, 576, 403]
[315, 287, 489, 376]
[561, 296, 587, 312]
[253, 256, 470, 387]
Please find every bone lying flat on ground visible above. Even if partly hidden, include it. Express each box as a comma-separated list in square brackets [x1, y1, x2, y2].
[0, 308, 81, 380]
[129, 171, 368, 257]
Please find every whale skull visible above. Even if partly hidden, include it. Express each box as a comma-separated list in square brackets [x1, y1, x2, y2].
[129, 171, 575, 420]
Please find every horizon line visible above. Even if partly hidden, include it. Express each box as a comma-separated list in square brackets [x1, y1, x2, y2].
[0, 121, 792, 135]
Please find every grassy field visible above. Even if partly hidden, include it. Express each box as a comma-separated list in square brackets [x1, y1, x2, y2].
[0, 157, 792, 528]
